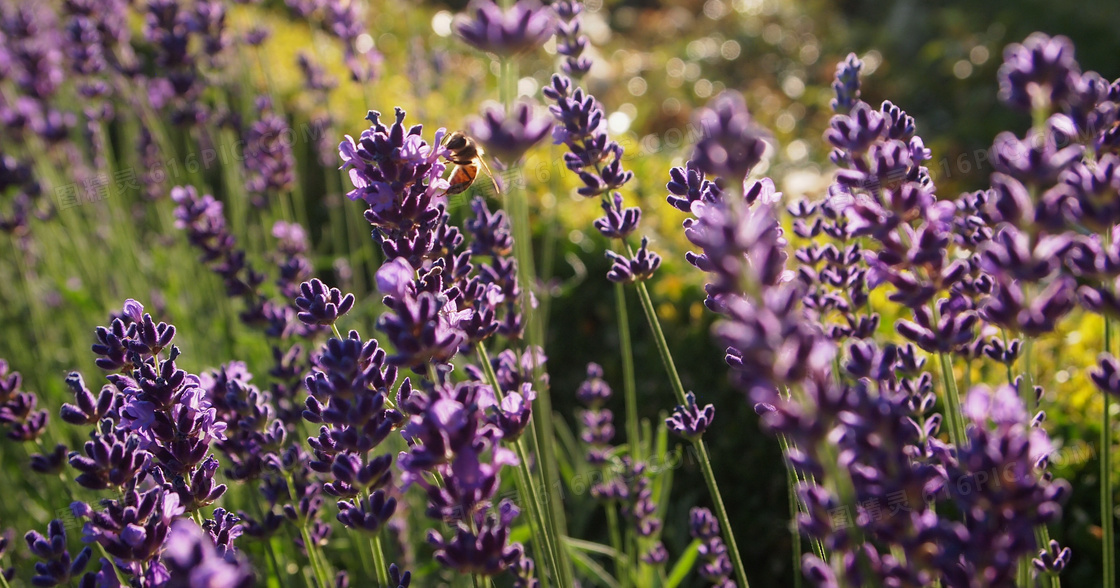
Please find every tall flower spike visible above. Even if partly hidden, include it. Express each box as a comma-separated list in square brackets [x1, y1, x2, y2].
[454, 0, 555, 57]
[553, 0, 591, 78]
[692, 91, 771, 181]
[338, 108, 449, 263]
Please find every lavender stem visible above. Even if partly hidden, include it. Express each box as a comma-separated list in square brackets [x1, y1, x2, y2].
[614, 280, 641, 463]
[629, 270, 750, 587]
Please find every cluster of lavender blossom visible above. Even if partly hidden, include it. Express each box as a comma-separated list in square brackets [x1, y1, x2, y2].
[658, 31, 1120, 586]
[3, 0, 1120, 585]
[337, 104, 544, 584]
[0, 299, 255, 587]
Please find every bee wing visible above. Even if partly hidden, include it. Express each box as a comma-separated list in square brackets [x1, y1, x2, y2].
[476, 157, 501, 194]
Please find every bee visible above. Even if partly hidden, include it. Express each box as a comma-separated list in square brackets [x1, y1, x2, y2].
[442, 131, 500, 196]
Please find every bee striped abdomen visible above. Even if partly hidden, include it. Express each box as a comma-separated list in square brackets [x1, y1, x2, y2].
[445, 163, 480, 196]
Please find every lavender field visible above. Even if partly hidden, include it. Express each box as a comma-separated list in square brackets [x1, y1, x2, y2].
[1, 0, 1119, 586]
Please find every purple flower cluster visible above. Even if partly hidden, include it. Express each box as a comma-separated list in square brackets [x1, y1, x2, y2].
[690, 507, 735, 588]
[54, 300, 256, 586]
[243, 96, 296, 206]
[396, 378, 534, 583]
[455, 0, 554, 58]
[25, 520, 92, 587]
[303, 328, 402, 533]
[552, 1, 591, 79]
[468, 101, 552, 166]
[576, 363, 615, 465]
[659, 37, 1088, 586]
[0, 358, 49, 442]
[543, 64, 660, 283]
[342, 108, 525, 363]
[339, 108, 450, 265]
[322, 0, 383, 82]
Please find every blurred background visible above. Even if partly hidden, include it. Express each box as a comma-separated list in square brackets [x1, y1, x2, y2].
[2, 0, 1119, 585]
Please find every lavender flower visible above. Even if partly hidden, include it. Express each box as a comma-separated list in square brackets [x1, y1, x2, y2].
[690, 507, 735, 587]
[593, 192, 641, 240]
[830, 53, 863, 114]
[666, 392, 715, 440]
[376, 258, 470, 370]
[0, 358, 49, 442]
[162, 519, 254, 588]
[605, 236, 661, 283]
[72, 486, 184, 566]
[691, 92, 771, 182]
[244, 97, 296, 204]
[454, 0, 554, 57]
[553, 0, 591, 78]
[295, 278, 355, 327]
[339, 108, 449, 264]
[396, 378, 532, 581]
[998, 33, 1080, 111]
[68, 419, 150, 491]
[25, 520, 92, 587]
[468, 101, 552, 165]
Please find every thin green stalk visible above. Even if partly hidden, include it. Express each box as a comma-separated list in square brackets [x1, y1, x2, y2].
[628, 275, 749, 586]
[504, 134, 572, 586]
[606, 502, 629, 588]
[371, 533, 390, 585]
[250, 496, 283, 588]
[780, 435, 804, 588]
[1016, 335, 1061, 588]
[614, 281, 641, 461]
[285, 473, 330, 588]
[1104, 315, 1116, 588]
[630, 279, 687, 405]
[477, 346, 557, 588]
[692, 439, 752, 588]
[937, 352, 967, 449]
[299, 525, 329, 588]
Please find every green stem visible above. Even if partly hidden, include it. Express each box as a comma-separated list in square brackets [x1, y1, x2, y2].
[614, 281, 641, 461]
[477, 346, 556, 588]
[371, 533, 390, 585]
[631, 279, 686, 405]
[285, 473, 330, 588]
[937, 352, 967, 449]
[692, 439, 752, 588]
[250, 496, 283, 588]
[606, 502, 629, 588]
[780, 436, 804, 588]
[299, 525, 329, 588]
[628, 276, 748, 586]
[1105, 315, 1116, 588]
[504, 146, 571, 586]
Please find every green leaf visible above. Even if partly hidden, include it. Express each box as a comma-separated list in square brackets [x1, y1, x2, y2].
[665, 539, 702, 588]
[567, 541, 622, 588]
[564, 536, 622, 559]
